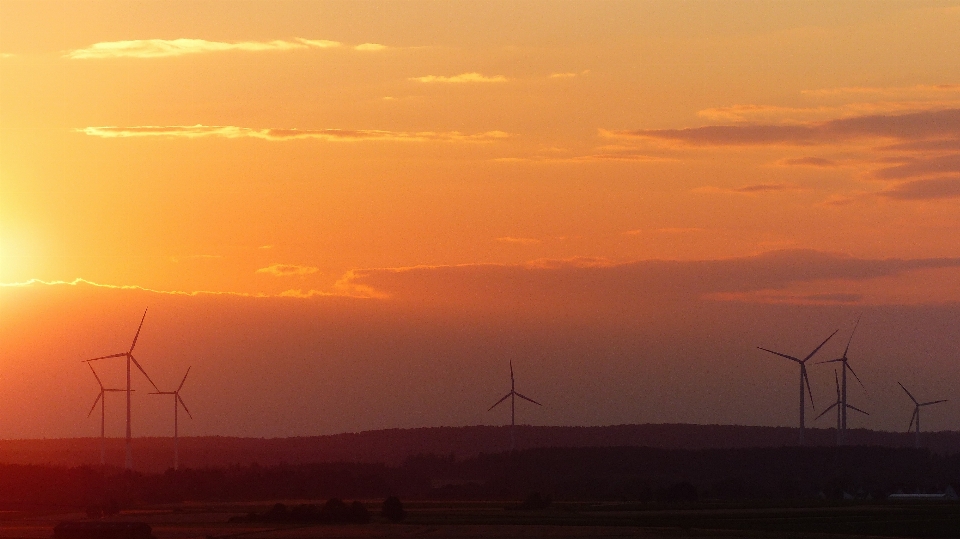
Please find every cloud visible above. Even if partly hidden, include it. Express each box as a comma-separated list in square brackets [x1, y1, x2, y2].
[612, 109, 960, 147]
[873, 154, 960, 180]
[778, 157, 840, 168]
[0, 277, 267, 297]
[80, 125, 510, 143]
[877, 177, 960, 200]
[65, 38, 341, 59]
[802, 84, 960, 98]
[692, 183, 798, 195]
[256, 264, 319, 277]
[549, 70, 589, 79]
[354, 43, 386, 51]
[411, 72, 508, 83]
[334, 250, 960, 309]
[496, 237, 540, 245]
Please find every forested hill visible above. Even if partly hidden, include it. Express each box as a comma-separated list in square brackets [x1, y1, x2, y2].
[2, 424, 960, 472]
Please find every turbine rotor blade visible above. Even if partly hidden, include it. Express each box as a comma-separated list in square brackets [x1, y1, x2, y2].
[129, 354, 160, 392]
[802, 329, 839, 363]
[178, 394, 193, 419]
[921, 399, 948, 406]
[907, 408, 917, 433]
[87, 363, 104, 389]
[815, 402, 839, 420]
[843, 315, 861, 359]
[846, 404, 869, 416]
[488, 393, 512, 411]
[88, 392, 103, 417]
[514, 392, 542, 406]
[846, 362, 866, 391]
[834, 370, 840, 399]
[84, 353, 126, 362]
[898, 382, 919, 405]
[177, 366, 191, 392]
[816, 358, 844, 365]
[757, 347, 800, 363]
[129, 308, 148, 353]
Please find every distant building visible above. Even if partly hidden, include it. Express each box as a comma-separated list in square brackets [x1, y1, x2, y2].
[888, 486, 959, 501]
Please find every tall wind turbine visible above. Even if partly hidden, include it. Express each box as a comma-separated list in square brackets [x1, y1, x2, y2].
[86, 363, 131, 465]
[488, 361, 541, 451]
[83, 309, 160, 470]
[758, 329, 837, 445]
[898, 382, 947, 449]
[151, 367, 193, 471]
[815, 369, 868, 445]
[817, 316, 867, 444]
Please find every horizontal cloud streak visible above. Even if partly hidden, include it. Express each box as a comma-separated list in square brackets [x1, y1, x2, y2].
[878, 177, 960, 200]
[256, 264, 320, 277]
[614, 109, 960, 147]
[80, 125, 510, 142]
[66, 38, 341, 59]
[411, 72, 508, 83]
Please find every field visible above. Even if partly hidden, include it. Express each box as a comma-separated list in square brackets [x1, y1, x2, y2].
[3, 500, 960, 539]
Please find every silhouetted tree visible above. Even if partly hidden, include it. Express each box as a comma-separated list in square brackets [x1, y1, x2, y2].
[382, 496, 405, 522]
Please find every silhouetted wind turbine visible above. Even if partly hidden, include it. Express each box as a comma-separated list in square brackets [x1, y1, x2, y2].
[86, 363, 131, 466]
[488, 361, 541, 451]
[83, 309, 160, 470]
[151, 367, 193, 471]
[898, 382, 947, 449]
[815, 369, 868, 445]
[817, 316, 867, 444]
[758, 329, 837, 445]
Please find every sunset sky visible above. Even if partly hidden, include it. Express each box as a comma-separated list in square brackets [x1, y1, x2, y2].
[2, 1, 960, 442]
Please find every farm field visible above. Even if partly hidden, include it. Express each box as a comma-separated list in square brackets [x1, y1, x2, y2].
[2, 501, 960, 539]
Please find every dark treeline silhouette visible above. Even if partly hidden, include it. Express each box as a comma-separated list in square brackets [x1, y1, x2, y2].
[1, 446, 960, 509]
[6, 425, 960, 471]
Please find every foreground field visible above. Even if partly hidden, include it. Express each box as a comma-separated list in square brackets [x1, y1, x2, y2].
[3, 500, 960, 539]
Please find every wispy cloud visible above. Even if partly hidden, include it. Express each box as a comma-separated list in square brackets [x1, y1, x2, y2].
[692, 183, 799, 195]
[66, 38, 342, 59]
[0, 277, 267, 297]
[802, 84, 960, 98]
[354, 43, 387, 51]
[256, 264, 319, 277]
[411, 72, 508, 83]
[549, 70, 589, 79]
[496, 236, 540, 245]
[778, 157, 841, 168]
[613, 109, 960, 147]
[80, 125, 510, 143]
[877, 177, 960, 200]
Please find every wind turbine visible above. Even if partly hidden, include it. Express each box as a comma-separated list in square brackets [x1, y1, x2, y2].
[86, 363, 131, 466]
[758, 329, 837, 445]
[82, 309, 160, 470]
[817, 316, 867, 444]
[898, 382, 947, 449]
[151, 367, 193, 470]
[488, 361, 541, 451]
[815, 369, 868, 445]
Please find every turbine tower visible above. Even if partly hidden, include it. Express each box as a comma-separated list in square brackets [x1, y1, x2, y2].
[151, 367, 193, 471]
[758, 329, 837, 445]
[815, 369, 868, 445]
[83, 309, 160, 469]
[488, 361, 541, 451]
[898, 382, 947, 449]
[86, 363, 131, 466]
[817, 316, 867, 444]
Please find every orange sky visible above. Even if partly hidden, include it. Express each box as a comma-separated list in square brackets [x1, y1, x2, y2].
[2, 1, 960, 441]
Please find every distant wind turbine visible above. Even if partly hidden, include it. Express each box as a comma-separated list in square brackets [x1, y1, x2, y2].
[488, 361, 541, 451]
[898, 382, 947, 449]
[815, 369, 868, 445]
[817, 316, 867, 444]
[83, 309, 160, 470]
[86, 363, 131, 466]
[151, 367, 193, 471]
[758, 329, 837, 445]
